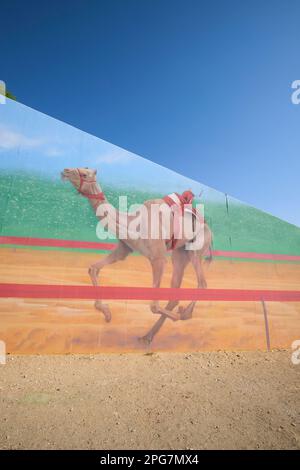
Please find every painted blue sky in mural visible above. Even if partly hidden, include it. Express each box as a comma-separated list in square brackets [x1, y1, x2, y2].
[1, 97, 300, 228]
[0, 98, 228, 204]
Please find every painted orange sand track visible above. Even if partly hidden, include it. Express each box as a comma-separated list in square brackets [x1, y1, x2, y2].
[0, 247, 299, 353]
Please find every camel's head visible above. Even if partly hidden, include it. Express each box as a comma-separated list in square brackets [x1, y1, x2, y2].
[61, 167, 97, 190]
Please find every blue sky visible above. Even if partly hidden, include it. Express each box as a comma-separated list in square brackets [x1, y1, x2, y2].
[0, 0, 300, 226]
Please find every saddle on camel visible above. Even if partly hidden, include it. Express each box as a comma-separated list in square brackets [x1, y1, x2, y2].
[163, 190, 204, 250]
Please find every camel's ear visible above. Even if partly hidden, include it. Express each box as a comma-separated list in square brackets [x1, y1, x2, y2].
[93, 169, 97, 175]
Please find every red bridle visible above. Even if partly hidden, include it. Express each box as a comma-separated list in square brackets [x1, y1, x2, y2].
[76, 168, 105, 201]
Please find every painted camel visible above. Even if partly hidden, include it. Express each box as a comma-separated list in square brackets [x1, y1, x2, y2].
[61, 167, 212, 343]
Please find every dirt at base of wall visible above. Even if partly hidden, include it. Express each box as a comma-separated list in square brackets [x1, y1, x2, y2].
[0, 350, 299, 449]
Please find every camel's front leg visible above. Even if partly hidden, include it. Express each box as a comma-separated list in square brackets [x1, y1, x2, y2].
[89, 242, 131, 322]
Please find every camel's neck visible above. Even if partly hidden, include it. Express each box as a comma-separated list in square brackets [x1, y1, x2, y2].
[78, 179, 121, 228]
[77, 178, 133, 241]
[80, 180, 106, 212]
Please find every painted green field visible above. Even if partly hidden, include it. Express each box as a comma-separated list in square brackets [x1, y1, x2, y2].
[0, 172, 299, 255]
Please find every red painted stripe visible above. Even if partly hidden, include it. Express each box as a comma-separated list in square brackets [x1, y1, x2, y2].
[0, 236, 116, 251]
[1, 236, 300, 261]
[0, 283, 299, 302]
[213, 250, 300, 261]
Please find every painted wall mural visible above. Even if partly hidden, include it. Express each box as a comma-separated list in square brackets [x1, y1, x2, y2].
[0, 98, 300, 353]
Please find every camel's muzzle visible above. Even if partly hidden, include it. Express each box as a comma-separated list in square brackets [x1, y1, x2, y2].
[61, 169, 72, 180]
[61, 171, 67, 181]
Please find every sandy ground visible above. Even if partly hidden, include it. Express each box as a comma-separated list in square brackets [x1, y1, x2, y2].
[0, 248, 300, 353]
[0, 351, 299, 450]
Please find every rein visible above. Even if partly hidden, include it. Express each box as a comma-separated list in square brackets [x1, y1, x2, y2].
[76, 168, 105, 201]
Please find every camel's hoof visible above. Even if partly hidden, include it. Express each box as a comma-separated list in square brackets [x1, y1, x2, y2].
[94, 301, 112, 322]
[102, 305, 112, 322]
[171, 314, 180, 322]
[151, 306, 159, 314]
[150, 302, 159, 314]
[138, 335, 152, 345]
[180, 311, 192, 321]
[178, 304, 194, 321]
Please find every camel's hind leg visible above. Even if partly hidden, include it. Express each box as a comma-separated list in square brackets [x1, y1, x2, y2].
[88, 241, 132, 322]
[154, 247, 191, 321]
[165, 247, 190, 312]
[149, 256, 166, 314]
[179, 250, 207, 320]
[139, 248, 190, 343]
